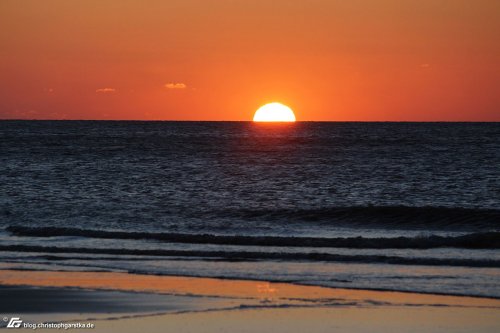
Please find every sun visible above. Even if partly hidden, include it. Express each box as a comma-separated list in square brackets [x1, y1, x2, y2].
[253, 103, 296, 122]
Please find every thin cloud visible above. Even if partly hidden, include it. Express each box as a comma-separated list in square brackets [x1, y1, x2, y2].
[165, 83, 187, 89]
[96, 88, 116, 93]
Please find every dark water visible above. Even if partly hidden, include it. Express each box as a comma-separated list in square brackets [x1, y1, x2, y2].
[0, 121, 499, 297]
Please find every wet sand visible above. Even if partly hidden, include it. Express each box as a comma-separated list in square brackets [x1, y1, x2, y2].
[0, 269, 499, 332]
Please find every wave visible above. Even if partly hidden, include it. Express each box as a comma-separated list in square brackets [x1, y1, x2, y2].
[6, 226, 500, 250]
[206, 206, 500, 231]
[0, 244, 498, 268]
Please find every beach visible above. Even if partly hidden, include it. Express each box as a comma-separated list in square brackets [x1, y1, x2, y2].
[1, 269, 499, 332]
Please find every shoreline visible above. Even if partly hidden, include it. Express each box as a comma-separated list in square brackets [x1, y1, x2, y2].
[1, 269, 498, 307]
[1, 266, 499, 301]
[1, 269, 499, 332]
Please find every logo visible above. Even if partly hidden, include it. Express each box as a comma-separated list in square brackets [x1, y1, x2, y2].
[6, 317, 22, 328]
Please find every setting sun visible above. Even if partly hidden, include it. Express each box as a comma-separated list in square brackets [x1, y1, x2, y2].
[253, 103, 296, 122]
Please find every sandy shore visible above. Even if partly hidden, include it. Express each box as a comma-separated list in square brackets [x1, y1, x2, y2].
[1, 269, 499, 332]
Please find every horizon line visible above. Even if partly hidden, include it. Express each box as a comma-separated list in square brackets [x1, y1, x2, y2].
[0, 119, 499, 123]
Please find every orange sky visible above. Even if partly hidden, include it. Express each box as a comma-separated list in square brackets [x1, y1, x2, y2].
[1, 0, 499, 121]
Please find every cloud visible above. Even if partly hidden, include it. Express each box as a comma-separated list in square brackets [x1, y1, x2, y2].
[96, 88, 116, 93]
[164, 83, 187, 89]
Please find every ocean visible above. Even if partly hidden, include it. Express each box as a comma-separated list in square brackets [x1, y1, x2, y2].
[0, 121, 499, 297]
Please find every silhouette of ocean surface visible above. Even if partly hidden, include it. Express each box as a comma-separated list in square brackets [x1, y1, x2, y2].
[0, 121, 499, 297]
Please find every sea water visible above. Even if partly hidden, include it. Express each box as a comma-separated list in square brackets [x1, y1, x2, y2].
[0, 121, 499, 297]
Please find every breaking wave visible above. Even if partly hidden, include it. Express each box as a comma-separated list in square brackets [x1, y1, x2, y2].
[0, 244, 498, 268]
[205, 206, 500, 231]
[6, 226, 500, 250]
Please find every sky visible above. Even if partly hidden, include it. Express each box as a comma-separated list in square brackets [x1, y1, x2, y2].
[0, 0, 499, 121]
